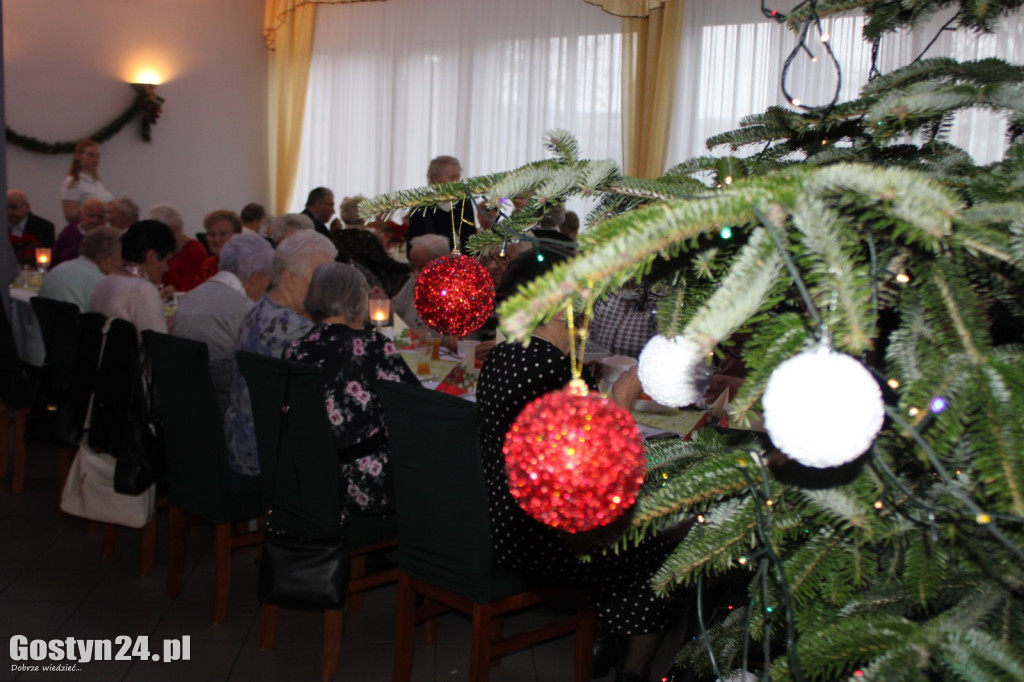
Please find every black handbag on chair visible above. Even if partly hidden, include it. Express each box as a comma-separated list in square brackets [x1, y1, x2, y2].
[240, 353, 349, 612]
[259, 519, 349, 612]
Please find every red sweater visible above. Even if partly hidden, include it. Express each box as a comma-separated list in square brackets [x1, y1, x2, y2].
[163, 239, 209, 292]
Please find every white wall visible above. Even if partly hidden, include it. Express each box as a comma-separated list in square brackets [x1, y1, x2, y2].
[3, 0, 268, 235]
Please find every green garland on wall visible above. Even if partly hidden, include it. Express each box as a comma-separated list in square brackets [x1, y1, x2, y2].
[5, 88, 165, 154]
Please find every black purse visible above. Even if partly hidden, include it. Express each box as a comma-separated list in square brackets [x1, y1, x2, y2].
[257, 365, 349, 612]
[259, 513, 349, 612]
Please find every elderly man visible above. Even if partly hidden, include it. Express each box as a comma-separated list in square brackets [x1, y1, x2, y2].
[224, 230, 338, 475]
[7, 190, 55, 247]
[149, 202, 208, 293]
[107, 196, 140, 231]
[38, 227, 122, 312]
[301, 187, 336, 238]
[174, 233, 274, 413]
[51, 199, 107, 268]
[392, 233, 450, 329]
[406, 155, 476, 255]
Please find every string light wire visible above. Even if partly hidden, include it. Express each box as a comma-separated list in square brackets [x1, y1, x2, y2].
[762, 0, 842, 111]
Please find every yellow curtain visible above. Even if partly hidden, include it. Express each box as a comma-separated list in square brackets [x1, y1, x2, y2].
[584, 0, 664, 17]
[621, 0, 685, 178]
[264, 0, 381, 214]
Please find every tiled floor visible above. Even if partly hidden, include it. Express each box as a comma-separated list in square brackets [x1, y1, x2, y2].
[0, 441, 686, 682]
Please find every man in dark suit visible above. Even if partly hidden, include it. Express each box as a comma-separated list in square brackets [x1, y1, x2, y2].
[406, 155, 476, 256]
[301, 187, 335, 238]
[7, 189, 55, 247]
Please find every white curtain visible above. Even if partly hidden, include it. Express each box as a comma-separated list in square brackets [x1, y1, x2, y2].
[667, 0, 1024, 167]
[290, 0, 623, 213]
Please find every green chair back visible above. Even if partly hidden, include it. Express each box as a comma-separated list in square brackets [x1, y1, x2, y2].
[145, 332, 259, 523]
[379, 381, 530, 603]
[25, 300, 99, 448]
[236, 352, 341, 540]
[0, 296, 36, 410]
[30, 297, 79, 401]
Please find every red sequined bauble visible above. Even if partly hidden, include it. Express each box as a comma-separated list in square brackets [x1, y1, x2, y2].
[503, 381, 646, 533]
[414, 254, 495, 337]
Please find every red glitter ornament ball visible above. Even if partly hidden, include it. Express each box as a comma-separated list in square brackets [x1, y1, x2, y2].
[414, 254, 495, 337]
[503, 381, 646, 533]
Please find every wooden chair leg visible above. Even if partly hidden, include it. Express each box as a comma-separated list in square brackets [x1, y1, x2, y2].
[573, 599, 595, 682]
[0, 407, 9, 480]
[140, 516, 158, 576]
[167, 506, 186, 597]
[10, 409, 28, 494]
[490, 615, 504, 667]
[56, 446, 74, 509]
[425, 609, 440, 645]
[392, 575, 417, 682]
[321, 608, 343, 682]
[212, 524, 231, 624]
[348, 554, 366, 614]
[469, 603, 495, 682]
[101, 524, 117, 556]
[259, 603, 279, 649]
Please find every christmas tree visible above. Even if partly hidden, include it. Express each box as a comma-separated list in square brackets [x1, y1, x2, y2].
[363, 1, 1024, 678]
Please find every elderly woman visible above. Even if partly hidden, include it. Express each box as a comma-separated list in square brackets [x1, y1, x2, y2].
[61, 139, 114, 223]
[90, 220, 176, 334]
[331, 195, 410, 294]
[193, 209, 243, 287]
[283, 262, 419, 515]
[476, 247, 677, 682]
[174, 233, 274, 413]
[224, 230, 338, 476]
[149, 202, 209, 293]
[38, 226, 122, 312]
[269, 212, 315, 246]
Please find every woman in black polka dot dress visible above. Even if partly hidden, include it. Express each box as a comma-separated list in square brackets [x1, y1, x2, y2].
[477, 248, 678, 681]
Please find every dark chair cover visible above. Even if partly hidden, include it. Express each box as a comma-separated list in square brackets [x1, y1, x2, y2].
[236, 352, 341, 540]
[145, 332, 260, 523]
[377, 380, 535, 602]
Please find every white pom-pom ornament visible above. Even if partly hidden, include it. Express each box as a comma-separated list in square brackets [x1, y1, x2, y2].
[637, 335, 710, 407]
[762, 346, 884, 468]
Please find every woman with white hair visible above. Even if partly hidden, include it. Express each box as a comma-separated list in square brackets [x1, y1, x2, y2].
[149, 201, 208, 293]
[224, 229, 338, 476]
[269, 212, 314, 246]
[174, 233, 275, 412]
[284, 262, 419, 515]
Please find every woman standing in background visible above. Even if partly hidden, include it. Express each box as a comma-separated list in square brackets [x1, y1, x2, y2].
[60, 139, 114, 223]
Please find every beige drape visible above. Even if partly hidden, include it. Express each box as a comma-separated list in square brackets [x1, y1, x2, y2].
[621, 0, 685, 178]
[584, 0, 664, 17]
[264, 0, 381, 214]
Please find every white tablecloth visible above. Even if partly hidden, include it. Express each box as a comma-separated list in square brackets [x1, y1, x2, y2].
[8, 286, 45, 367]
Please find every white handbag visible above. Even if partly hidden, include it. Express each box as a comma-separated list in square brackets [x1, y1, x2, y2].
[58, 319, 155, 528]
[59, 441, 155, 528]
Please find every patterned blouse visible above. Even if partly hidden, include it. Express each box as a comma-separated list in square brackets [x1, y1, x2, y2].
[284, 323, 419, 515]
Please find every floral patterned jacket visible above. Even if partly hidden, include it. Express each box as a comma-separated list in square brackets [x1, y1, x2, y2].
[283, 323, 419, 515]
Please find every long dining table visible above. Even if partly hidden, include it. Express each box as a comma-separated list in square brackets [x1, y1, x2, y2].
[8, 276, 45, 367]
